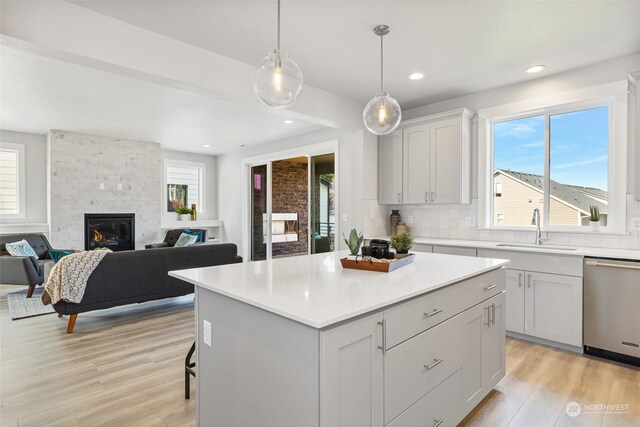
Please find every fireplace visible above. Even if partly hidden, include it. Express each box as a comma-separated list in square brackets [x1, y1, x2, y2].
[84, 213, 135, 251]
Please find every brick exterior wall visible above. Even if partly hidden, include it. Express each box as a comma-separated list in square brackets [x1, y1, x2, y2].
[271, 159, 308, 257]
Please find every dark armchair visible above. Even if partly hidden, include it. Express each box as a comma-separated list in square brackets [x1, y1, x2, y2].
[0, 234, 54, 297]
[145, 228, 209, 249]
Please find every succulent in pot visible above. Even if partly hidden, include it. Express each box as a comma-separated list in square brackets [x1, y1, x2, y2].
[343, 228, 364, 256]
[390, 231, 413, 254]
[589, 205, 600, 231]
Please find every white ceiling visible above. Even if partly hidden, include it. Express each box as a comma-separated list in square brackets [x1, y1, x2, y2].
[2, 1, 640, 155]
[73, 0, 640, 108]
[0, 46, 326, 154]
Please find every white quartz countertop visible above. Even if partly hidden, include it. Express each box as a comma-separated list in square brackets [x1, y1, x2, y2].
[169, 251, 509, 329]
[373, 236, 640, 261]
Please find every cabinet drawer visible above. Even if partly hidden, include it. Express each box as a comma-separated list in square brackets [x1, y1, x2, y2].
[387, 370, 462, 427]
[460, 268, 505, 310]
[385, 315, 462, 423]
[385, 283, 461, 349]
[477, 249, 583, 277]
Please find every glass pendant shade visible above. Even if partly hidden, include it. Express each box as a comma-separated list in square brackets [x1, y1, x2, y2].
[363, 93, 402, 135]
[253, 49, 303, 109]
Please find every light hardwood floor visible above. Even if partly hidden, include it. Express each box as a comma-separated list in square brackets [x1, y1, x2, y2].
[1, 285, 639, 427]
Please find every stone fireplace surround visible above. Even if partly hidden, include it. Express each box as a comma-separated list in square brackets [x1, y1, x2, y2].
[48, 131, 161, 250]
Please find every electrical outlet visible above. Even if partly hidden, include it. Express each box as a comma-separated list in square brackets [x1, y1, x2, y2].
[203, 320, 212, 347]
[631, 217, 640, 231]
[465, 217, 476, 227]
[99, 183, 105, 190]
[341, 214, 348, 222]
[407, 215, 413, 224]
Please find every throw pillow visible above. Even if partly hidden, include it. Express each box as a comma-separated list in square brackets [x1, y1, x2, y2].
[5, 239, 39, 259]
[49, 249, 74, 263]
[174, 232, 198, 247]
[182, 229, 203, 243]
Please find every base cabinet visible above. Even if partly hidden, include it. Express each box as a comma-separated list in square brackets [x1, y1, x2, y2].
[460, 293, 506, 415]
[320, 272, 506, 427]
[320, 312, 384, 427]
[504, 268, 582, 347]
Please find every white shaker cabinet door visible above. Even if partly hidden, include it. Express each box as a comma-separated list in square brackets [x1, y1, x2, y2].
[320, 312, 384, 427]
[505, 269, 525, 334]
[429, 117, 462, 204]
[524, 272, 583, 347]
[402, 124, 430, 204]
[379, 131, 403, 205]
[483, 292, 506, 391]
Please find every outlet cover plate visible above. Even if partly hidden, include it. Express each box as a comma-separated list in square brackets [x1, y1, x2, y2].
[631, 217, 640, 231]
[203, 320, 212, 347]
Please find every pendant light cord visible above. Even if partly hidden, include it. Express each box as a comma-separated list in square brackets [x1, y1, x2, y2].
[380, 32, 384, 93]
[277, 0, 281, 52]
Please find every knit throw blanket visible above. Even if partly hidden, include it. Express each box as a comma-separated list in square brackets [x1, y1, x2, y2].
[41, 250, 110, 305]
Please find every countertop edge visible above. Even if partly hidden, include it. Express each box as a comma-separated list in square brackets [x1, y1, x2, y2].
[169, 259, 509, 329]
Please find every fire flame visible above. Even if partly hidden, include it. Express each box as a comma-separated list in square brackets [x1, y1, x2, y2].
[92, 230, 103, 242]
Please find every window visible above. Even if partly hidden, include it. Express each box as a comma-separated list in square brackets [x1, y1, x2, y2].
[0, 142, 25, 217]
[490, 103, 610, 229]
[164, 160, 205, 214]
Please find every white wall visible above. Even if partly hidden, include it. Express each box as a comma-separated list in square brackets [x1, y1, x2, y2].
[161, 149, 217, 220]
[0, 130, 47, 226]
[365, 53, 640, 250]
[217, 128, 376, 256]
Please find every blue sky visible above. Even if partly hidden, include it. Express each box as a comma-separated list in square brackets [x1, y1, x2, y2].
[494, 106, 608, 191]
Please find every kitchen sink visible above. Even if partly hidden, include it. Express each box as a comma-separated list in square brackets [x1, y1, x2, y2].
[495, 243, 577, 251]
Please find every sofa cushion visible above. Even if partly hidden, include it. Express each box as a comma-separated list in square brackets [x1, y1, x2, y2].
[0, 234, 52, 259]
[174, 233, 198, 247]
[6, 240, 39, 259]
[181, 228, 204, 243]
[49, 249, 74, 263]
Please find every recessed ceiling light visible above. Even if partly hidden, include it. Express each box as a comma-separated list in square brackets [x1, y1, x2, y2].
[408, 72, 425, 80]
[203, 144, 210, 148]
[283, 119, 294, 124]
[526, 65, 546, 74]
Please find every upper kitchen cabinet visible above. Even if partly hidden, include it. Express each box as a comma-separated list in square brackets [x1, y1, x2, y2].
[379, 108, 473, 205]
[379, 130, 404, 204]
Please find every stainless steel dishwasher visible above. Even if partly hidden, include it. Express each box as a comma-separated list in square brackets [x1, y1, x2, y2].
[584, 257, 640, 366]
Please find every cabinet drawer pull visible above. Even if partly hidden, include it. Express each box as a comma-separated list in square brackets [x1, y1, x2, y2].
[483, 284, 497, 291]
[425, 192, 429, 202]
[518, 272, 523, 287]
[430, 191, 434, 202]
[424, 358, 444, 371]
[528, 274, 531, 288]
[491, 303, 496, 325]
[424, 308, 443, 318]
[377, 319, 386, 354]
[397, 193, 402, 203]
[433, 420, 444, 427]
[485, 306, 491, 327]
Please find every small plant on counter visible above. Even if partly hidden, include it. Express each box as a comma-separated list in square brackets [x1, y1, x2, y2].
[390, 231, 414, 254]
[589, 205, 600, 222]
[343, 228, 364, 256]
[176, 206, 193, 215]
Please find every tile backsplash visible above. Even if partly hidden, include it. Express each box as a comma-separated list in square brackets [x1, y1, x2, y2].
[364, 195, 640, 250]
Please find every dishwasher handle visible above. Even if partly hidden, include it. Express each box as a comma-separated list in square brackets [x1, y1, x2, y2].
[585, 260, 640, 271]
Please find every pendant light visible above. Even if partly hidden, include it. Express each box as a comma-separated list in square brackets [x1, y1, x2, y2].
[253, 0, 303, 109]
[363, 25, 401, 135]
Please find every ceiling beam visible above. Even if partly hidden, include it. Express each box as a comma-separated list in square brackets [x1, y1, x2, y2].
[0, 1, 363, 131]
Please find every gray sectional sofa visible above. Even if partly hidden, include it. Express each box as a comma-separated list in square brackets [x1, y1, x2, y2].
[0, 234, 54, 297]
[53, 243, 242, 333]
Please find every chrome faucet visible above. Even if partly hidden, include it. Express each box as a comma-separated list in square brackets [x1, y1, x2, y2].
[531, 208, 548, 245]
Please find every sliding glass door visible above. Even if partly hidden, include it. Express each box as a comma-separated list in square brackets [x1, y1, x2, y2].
[249, 152, 336, 261]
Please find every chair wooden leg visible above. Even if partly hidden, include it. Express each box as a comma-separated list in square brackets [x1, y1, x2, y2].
[66, 313, 78, 334]
[26, 285, 36, 298]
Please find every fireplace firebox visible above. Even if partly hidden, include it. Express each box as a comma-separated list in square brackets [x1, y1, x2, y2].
[84, 213, 135, 251]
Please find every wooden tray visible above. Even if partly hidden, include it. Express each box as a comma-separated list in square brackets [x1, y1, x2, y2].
[340, 253, 415, 273]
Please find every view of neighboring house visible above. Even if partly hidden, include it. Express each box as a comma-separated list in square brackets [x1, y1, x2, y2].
[493, 169, 608, 227]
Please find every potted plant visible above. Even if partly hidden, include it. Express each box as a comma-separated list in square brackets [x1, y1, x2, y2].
[343, 228, 364, 256]
[176, 206, 193, 221]
[589, 205, 600, 231]
[390, 231, 414, 255]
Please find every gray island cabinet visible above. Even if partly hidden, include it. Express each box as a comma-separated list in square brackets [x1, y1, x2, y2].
[170, 251, 509, 427]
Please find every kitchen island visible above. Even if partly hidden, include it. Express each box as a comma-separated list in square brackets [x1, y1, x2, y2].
[170, 251, 509, 427]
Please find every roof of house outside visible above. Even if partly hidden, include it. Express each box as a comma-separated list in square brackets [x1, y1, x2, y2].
[495, 170, 608, 215]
